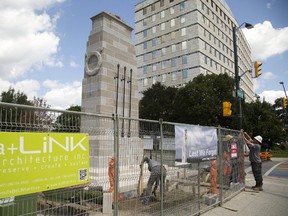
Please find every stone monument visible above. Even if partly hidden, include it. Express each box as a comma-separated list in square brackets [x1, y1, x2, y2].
[81, 11, 141, 189]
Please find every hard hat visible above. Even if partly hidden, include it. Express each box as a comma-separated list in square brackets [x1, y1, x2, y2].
[254, 135, 262, 143]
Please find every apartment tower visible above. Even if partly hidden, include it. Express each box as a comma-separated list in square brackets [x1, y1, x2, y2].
[135, 0, 254, 102]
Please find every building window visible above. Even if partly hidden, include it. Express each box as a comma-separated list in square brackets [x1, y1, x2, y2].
[151, 3, 155, 11]
[152, 38, 157, 46]
[171, 19, 175, 27]
[180, 1, 185, 10]
[171, 31, 176, 40]
[143, 7, 147, 15]
[143, 18, 147, 26]
[152, 51, 157, 59]
[170, 6, 175, 14]
[162, 74, 166, 82]
[161, 60, 166, 69]
[143, 78, 148, 86]
[152, 14, 156, 22]
[152, 26, 156, 34]
[181, 27, 186, 36]
[171, 57, 177, 67]
[181, 41, 187, 50]
[143, 41, 147, 49]
[143, 29, 147, 37]
[182, 55, 187, 64]
[143, 65, 148, 74]
[180, 15, 185, 24]
[161, 47, 166, 56]
[153, 76, 156, 84]
[152, 63, 157, 71]
[161, 22, 165, 30]
[171, 44, 176, 52]
[182, 69, 188, 79]
[170, 0, 174, 3]
[172, 71, 177, 80]
[161, 11, 165, 19]
[161, 35, 166, 43]
[160, 0, 164, 7]
[143, 53, 147, 61]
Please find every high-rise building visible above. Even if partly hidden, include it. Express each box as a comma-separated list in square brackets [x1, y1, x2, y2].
[135, 0, 254, 102]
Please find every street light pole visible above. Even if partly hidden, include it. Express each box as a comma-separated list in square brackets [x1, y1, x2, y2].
[279, 82, 288, 98]
[233, 26, 242, 130]
[233, 22, 253, 130]
[280, 82, 288, 137]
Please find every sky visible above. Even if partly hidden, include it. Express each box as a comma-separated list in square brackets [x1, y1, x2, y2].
[0, 0, 287, 109]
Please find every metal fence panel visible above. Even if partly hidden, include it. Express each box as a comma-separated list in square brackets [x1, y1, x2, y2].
[0, 102, 245, 216]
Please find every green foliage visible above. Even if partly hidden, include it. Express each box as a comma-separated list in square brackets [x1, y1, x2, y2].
[139, 82, 177, 121]
[0, 88, 55, 132]
[243, 100, 284, 142]
[139, 73, 285, 142]
[53, 105, 81, 132]
[173, 73, 235, 126]
[1, 87, 32, 105]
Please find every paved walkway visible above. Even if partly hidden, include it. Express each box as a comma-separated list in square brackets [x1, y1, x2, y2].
[201, 158, 288, 216]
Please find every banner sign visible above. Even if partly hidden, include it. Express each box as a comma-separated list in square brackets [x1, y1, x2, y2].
[0, 132, 90, 198]
[175, 125, 218, 162]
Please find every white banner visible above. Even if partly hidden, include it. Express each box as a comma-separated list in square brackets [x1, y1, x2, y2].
[175, 125, 218, 162]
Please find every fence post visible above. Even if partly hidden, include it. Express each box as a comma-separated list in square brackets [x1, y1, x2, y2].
[113, 114, 120, 216]
[218, 127, 224, 206]
[159, 118, 164, 216]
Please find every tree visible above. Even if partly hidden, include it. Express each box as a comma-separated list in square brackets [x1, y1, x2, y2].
[242, 99, 284, 143]
[1, 87, 32, 105]
[53, 105, 81, 132]
[173, 73, 235, 127]
[0, 88, 54, 132]
[30, 97, 55, 131]
[139, 82, 178, 121]
[0, 88, 33, 131]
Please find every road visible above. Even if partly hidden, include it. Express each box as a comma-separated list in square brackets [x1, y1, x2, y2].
[244, 157, 281, 175]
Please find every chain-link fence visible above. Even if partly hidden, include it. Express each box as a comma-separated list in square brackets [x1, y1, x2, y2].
[0, 102, 245, 216]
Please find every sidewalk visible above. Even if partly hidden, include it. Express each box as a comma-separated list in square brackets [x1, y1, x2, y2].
[201, 158, 288, 216]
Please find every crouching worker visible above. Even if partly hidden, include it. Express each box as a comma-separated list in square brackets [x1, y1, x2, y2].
[141, 156, 166, 204]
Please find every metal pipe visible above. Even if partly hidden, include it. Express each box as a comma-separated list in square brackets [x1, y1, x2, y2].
[114, 64, 120, 114]
[127, 69, 133, 137]
[159, 118, 164, 216]
[121, 67, 126, 137]
[233, 22, 253, 130]
[280, 82, 288, 98]
[113, 114, 119, 216]
[233, 26, 242, 130]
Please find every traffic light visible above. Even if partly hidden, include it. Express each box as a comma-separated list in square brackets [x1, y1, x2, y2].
[223, 101, 232, 116]
[283, 97, 287, 108]
[254, 61, 262, 78]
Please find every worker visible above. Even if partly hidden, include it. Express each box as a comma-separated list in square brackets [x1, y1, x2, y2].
[243, 132, 264, 191]
[141, 156, 166, 204]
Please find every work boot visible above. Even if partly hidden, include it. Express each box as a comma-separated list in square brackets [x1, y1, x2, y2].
[251, 185, 258, 189]
[253, 185, 263, 191]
